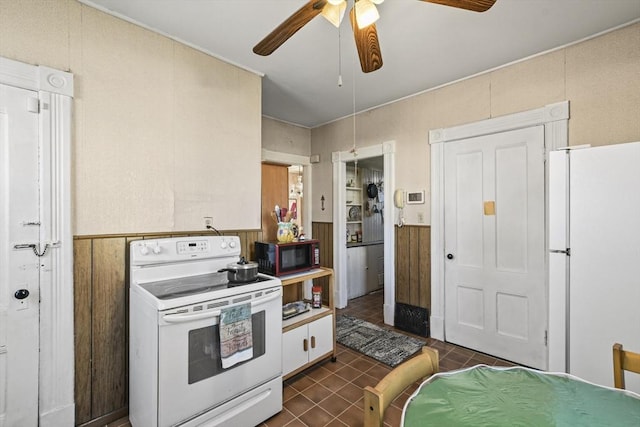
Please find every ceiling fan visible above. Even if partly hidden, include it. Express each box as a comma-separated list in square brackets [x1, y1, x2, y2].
[253, 0, 496, 73]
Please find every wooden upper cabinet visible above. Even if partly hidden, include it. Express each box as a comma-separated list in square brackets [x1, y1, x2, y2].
[261, 163, 289, 243]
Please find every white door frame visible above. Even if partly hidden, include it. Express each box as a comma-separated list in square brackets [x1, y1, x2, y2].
[0, 56, 74, 426]
[430, 102, 569, 371]
[332, 141, 396, 324]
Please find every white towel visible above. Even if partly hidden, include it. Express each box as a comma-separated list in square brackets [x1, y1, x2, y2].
[219, 303, 253, 369]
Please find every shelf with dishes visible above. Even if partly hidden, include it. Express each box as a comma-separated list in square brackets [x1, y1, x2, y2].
[346, 165, 364, 244]
[347, 205, 362, 222]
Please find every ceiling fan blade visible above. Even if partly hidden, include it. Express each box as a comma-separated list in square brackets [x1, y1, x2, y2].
[349, 7, 383, 73]
[253, 0, 328, 56]
[418, 0, 496, 12]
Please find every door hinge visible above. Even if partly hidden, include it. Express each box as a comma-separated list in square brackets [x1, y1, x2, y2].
[27, 97, 40, 114]
[544, 330, 548, 346]
[549, 248, 570, 256]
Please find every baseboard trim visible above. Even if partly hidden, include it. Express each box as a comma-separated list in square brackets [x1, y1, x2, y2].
[430, 315, 444, 340]
[77, 407, 128, 427]
[40, 403, 75, 427]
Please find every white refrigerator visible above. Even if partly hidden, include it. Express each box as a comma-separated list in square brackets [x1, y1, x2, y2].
[549, 141, 640, 393]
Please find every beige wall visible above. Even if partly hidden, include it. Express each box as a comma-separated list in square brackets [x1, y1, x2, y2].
[311, 23, 640, 225]
[2, 2, 638, 233]
[262, 116, 311, 157]
[0, 0, 262, 235]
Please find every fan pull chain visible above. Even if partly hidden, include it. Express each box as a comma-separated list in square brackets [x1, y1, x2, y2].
[352, 47, 358, 181]
[338, 25, 343, 87]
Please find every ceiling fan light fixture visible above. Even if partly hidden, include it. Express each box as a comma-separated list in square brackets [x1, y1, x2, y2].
[321, 1, 347, 28]
[354, 0, 379, 29]
[370, 0, 384, 4]
[327, 0, 344, 5]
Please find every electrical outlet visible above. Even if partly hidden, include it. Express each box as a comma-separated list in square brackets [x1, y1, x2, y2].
[204, 217, 213, 228]
[417, 212, 425, 223]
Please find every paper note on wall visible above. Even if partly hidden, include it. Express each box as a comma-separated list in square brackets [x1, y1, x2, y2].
[484, 201, 496, 216]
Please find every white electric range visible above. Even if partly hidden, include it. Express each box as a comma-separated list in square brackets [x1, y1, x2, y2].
[129, 235, 282, 427]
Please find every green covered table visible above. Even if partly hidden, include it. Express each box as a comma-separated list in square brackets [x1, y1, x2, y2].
[402, 365, 640, 426]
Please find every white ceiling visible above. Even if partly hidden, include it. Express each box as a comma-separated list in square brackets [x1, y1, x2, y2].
[81, 0, 640, 128]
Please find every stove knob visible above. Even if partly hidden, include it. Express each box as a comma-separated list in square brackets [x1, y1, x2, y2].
[220, 241, 228, 249]
[153, 244, 162, 254]
[139, 245, 149, 255]
[229, 240, 236, 249]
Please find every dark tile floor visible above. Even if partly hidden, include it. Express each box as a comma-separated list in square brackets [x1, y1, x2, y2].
[111, 290, 516, 427]
[259, 291, 516, 427]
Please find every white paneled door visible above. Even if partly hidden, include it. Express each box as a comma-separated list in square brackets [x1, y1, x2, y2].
[444, 126, 547, 369]
[0, 84, 40, 426]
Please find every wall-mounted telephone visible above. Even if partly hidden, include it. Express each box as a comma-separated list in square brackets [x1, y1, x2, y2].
[394, 189, 405, 209]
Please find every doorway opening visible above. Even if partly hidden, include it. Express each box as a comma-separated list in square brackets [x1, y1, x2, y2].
[345, 157, 385, 305]
[287, 165, 305, 238]
[260, 149, 312, 247]
[332, 141, 396, 325]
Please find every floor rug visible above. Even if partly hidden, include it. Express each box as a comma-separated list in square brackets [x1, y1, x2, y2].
[336, 315, 425, 367]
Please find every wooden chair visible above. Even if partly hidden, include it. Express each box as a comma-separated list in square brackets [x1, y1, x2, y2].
[363, 346, 439, 427]
[612, 343, 640, 389]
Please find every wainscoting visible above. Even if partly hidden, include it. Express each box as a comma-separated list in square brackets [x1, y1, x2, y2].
[395, 225, 431, 310]
[311, 222, 334, 303]
[310, 222, 431, 311]
[72, 223, 428, 426]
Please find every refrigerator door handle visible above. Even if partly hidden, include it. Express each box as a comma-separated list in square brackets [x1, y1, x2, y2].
[549, 248, 571, 256]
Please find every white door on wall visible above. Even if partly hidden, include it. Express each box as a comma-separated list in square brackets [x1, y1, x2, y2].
[0, 83, 40, 426]
[443, 125, 547, 369]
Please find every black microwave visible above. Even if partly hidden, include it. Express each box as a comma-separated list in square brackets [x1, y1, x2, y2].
[254, 240, 320, 277]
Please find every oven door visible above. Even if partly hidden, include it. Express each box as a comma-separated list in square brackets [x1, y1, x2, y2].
[157, 287, 282, 427]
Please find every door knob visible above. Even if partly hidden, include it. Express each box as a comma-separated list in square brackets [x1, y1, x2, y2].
[14, 289, 30, 299]
[446, 253, 454, 260]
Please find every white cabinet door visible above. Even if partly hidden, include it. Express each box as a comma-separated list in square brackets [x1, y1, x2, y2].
[347, 246, 367, 299]
[365, 244, 384, 294]
[283, 314, 334, 376]
[308, 315, 333, 361]
[282, 326, 309, 377]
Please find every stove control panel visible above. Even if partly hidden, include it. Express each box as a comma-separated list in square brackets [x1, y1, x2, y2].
[130, 236, 241, 266]
[177, 239, 209, 255]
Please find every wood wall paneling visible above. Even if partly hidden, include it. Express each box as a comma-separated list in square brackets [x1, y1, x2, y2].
[73, 239, 93, 425]
[312, 222, 333, 304]
[418, 227, 431, 309]
[91, 237, 127, 418]
[395, 226, 411, 304]
[395, 225, 431, 310]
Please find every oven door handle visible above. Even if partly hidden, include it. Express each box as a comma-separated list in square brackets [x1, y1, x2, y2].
[162, 290, 282, 324]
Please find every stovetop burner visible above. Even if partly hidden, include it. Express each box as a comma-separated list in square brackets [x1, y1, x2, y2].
[139, 272, 275, 300]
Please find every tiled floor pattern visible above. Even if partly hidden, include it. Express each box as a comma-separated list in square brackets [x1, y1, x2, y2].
[110, 290, 516, 427]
